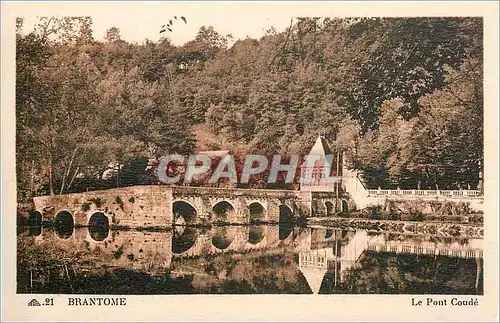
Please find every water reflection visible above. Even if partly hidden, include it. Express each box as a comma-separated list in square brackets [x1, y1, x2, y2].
[89, 212, 110, 241]
[172, 227, 199, 254]
[279, 225, 293, 240]
[18, 224, 484, 295]
[248, 226, 265, 245]
[28, 225, 42, 237]
[89, 226, 109, 241]
[212, 226, 235, 250]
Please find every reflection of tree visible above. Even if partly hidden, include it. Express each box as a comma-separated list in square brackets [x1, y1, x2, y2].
[185, 253, 311, 294]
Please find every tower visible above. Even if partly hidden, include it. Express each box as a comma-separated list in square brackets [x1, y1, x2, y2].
[299, 135, 341, 192]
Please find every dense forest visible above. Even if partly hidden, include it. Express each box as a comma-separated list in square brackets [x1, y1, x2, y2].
[15, 16, 483, 199]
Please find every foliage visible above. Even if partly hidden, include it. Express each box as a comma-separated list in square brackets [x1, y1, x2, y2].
[16, 17, 483, 198]
[321, 251, 482, 294]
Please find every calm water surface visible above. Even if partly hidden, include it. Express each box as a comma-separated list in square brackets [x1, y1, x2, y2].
[17, 223, 483, 295]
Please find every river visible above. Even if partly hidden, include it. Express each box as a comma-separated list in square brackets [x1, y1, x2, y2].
[17, 223, 483, 295]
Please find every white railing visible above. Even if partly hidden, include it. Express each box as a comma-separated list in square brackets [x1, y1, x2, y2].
[367, 242, 482, 259]
[367, 189, 482, 199]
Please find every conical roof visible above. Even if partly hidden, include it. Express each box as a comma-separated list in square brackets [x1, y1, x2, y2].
[308, 135, 333, 156]
[301, 135, 334, 168]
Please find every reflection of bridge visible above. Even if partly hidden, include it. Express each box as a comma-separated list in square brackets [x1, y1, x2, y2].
[27, 225, 338, 275]
[26, 223, 483, 294]
[298, 230, 483, 294]
[366, 238, 483, 259]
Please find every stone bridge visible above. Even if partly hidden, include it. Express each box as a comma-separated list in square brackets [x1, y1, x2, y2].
[33, 186, 173, 229]
[170, 186, 301, 225]
[31, 173, 483, 230]
[24, 224, 483, 293]
[32, 185, 341, 229]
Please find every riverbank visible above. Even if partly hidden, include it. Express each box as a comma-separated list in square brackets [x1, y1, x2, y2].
[308, 217, 483, 238]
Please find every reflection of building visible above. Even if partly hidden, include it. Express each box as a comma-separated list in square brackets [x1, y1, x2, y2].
[298, 230, 371, 294]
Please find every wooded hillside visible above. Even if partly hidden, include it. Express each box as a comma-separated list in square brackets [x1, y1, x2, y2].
[16, 17, 483, 198]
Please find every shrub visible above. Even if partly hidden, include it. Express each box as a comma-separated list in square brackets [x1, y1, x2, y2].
[455, 202, 471, 215]
[337, 212, 350, 218]
[467, 214, 484, 224]
[441, 215, 465, 223]
[367, 205, 383, 217]
[387, 213, 401, 221]
[439, 201, 454, 215]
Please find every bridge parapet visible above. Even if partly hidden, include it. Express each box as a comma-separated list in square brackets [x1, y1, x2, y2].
[341, 162, 484, 212]
[172, 186, 299, 198]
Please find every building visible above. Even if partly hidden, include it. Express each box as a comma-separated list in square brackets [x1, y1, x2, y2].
[299, 135, 342, 192]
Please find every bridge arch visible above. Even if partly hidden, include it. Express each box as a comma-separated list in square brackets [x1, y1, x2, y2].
[88, 212, 110, 241]
[212, 226, 236, 250]
[341, 200, 349, 213]
[279, 205, 293, 223]
[54, 210, 74, 239]
[278, 205, 294, 240]
[325, 201, 334, 217]
[212, 201, 236, 222]
[173, 200, 198, 225]
[248, 202, 266, 222]
[248, 226, 265, 245]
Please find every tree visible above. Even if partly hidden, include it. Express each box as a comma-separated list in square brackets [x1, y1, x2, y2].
[340, 17, 482, 131]
[410, 56, 483, 189]
[16, 17, 99, 196]
[15, 16, 483, 197]
[104, 27, 121, 43]
[181, 26, 229, 63]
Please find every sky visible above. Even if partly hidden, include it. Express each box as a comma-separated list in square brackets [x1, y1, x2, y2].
[14, 1, 496, 46]
[17, 2, 318, 46]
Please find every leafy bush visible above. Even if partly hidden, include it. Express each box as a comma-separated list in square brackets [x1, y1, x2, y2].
[467, 214, 484, 224]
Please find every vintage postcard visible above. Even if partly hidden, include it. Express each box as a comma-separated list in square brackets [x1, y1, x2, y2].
[1, 1, 499, 322]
